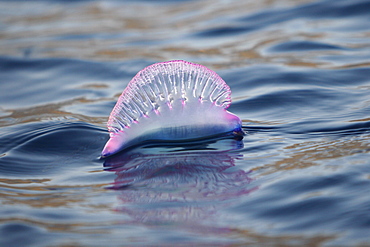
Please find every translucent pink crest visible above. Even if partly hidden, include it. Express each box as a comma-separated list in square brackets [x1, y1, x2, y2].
[108, 60, 232, 133]
[101, 60, 242, 157]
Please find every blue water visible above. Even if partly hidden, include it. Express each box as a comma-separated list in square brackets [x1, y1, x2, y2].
[1, 0, 370, 246]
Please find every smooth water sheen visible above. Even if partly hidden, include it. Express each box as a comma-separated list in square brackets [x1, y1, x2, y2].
[1, 0, 370, 246]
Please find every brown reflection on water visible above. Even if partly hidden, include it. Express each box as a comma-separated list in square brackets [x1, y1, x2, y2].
[0, 178, 108, 208]
[1, 0, 356, 69]
[254, 134, 370, 175]
[0, 97, 108, 127]
[0, 177, 337, 245]
[229, 228, 336, 247]
[0, 219, 111, 236]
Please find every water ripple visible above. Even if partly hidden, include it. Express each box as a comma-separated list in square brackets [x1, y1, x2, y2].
[0, 0, 370, 246]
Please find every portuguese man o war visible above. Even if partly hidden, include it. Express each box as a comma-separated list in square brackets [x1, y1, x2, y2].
[101, 60, 243, 157]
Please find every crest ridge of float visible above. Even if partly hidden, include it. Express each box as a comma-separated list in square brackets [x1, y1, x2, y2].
[107, 60, 232, 133]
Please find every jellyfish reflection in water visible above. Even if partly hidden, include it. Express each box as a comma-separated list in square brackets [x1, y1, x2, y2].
[103, 138, 257, 228]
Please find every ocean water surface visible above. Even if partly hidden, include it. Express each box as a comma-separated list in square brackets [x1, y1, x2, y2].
[1, 0, 370, 246]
